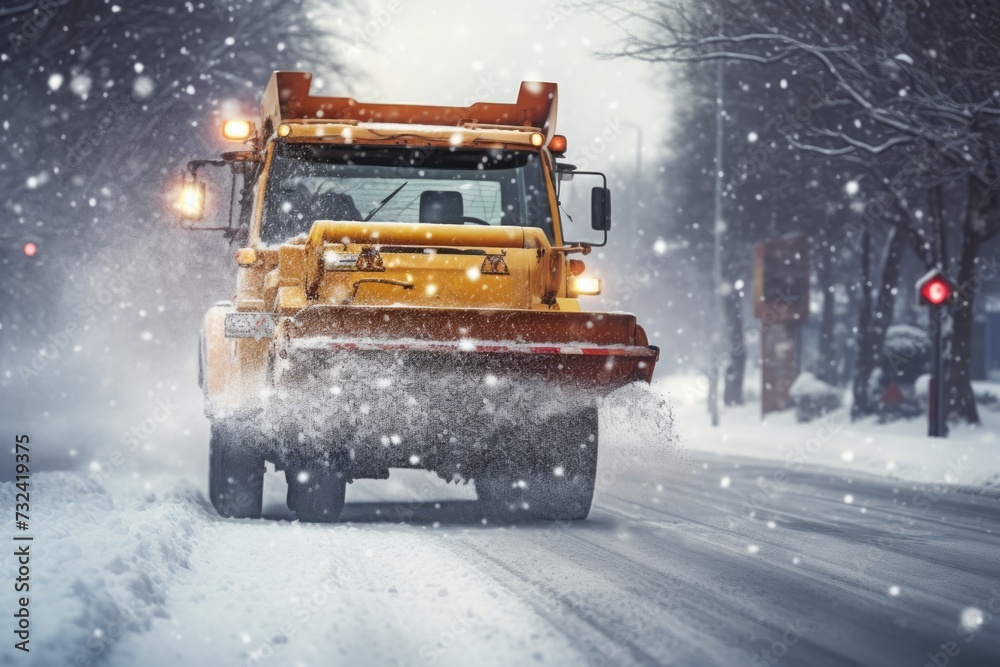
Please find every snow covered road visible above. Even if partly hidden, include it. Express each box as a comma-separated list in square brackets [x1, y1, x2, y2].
[5, 447, 1000, 667]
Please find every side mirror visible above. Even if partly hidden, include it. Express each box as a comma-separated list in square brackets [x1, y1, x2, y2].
[591, 186, 611, 232]
[178, 180, 207, 221]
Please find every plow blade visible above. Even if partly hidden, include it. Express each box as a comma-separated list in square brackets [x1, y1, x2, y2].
[274, 306, 659, 391]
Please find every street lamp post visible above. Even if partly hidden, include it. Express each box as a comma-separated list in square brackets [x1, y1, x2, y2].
[708, 55, 725, 427]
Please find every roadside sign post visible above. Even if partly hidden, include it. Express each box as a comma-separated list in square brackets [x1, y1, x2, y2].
[752, 234, 810, 417]
[916, 269, 955, 438]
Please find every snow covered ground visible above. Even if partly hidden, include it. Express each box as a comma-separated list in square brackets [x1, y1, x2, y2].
[3, 380, 1000, 667]
[0, 472, 587, 667]
[656, 375, 1000, 490]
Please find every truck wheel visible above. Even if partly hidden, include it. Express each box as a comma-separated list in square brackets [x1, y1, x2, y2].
[286, 466, 347, 523]
[209, 424, 264, 519]
[477, 407, 598, 521]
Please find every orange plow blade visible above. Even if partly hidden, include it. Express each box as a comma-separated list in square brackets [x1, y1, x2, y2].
[273, 306, 658, 391]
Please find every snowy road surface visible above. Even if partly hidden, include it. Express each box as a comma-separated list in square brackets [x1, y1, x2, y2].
[5, 446, 1000, 667]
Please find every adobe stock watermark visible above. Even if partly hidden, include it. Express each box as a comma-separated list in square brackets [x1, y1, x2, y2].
[582, 582, 672, 667]
[920, 586, 1000, 667]
[612, 239, 681, 303]
[842, 143, 942, 252]
[6, 0, 70, 53]
[574, 117, 624, 171]
[17, 273, 131, 384]
[410, 609, 479, 666]
[848, 453, 978, 591]
[732, 83, 835, 189]
[461, 75, 499, 108]
[883, 254, 1000, 378]
[334, 0, 403, 62]
[66, 90, 146, 172]
[724, 412, 845, 522]
[55, 602, 142, 667]
[680, 289, 803, 408]
[750, 619, 810, 666]
[86, 397, 178, 488]
[234, 562, 344, 667]
[544, 0, 579, 30]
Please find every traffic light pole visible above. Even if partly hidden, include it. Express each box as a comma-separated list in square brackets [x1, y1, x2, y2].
[929, 314, 947, 438]
[917, 269, 954, 438]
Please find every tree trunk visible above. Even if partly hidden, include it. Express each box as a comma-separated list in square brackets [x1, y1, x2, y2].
[873, 226, 907, 361]
[947, 181, 984, 424]
[852, 226, 906, 418]
[723, 288, 746, 405]
[817, 262, 838, 385]
[851, 228, 873, 420]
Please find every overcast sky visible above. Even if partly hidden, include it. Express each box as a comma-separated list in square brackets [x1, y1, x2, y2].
[328, 0, 671, 179]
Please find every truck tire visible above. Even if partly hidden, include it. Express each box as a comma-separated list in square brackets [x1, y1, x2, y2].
[286, 466, 347, 523]
[477, 407, 598, 521]
[209, 423, 264, 519]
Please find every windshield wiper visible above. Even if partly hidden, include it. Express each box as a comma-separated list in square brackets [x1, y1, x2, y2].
[362, 182, 408, 222]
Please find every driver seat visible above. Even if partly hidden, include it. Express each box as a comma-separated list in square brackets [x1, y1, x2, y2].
[419, 191, 463, 224]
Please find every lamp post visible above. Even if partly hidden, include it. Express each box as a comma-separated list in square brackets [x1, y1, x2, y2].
[708, 55, 725, 427]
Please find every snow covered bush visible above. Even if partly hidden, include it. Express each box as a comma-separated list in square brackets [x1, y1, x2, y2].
[860, 326, 934, 421]
[914, 373, 932, 402]
[882, 325, 931, 384]
[789, 372, 842, 423]
[974, 387, 1000, 413]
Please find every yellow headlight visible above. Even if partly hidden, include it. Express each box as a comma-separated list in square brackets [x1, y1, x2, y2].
[530, 132, 545, 147]
[178, 181, 206, 220]
[278, 124, 291, 137]
[235, 248, 258, 266]
[222, 119, 254, 141]
[569, 275, 602, 296]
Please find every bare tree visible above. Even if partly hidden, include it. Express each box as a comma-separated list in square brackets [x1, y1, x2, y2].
[600, 0, 1000, 423]
[1, 0, 353, 333]
[0, 0, 356, 420]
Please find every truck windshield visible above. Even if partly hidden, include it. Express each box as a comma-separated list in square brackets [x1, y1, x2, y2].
[259, 144, 553, 244]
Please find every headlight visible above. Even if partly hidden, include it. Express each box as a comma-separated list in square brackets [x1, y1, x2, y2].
[569, 275, 602, 296]
[178, 181, 206, 220]
[222, 119, 254, 141]
[235, 248, 257, 267]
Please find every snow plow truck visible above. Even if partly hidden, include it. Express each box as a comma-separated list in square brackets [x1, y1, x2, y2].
[181, 72, 658, 522]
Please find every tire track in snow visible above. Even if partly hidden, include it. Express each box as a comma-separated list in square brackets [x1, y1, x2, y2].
[586, 454, 1000, 666]
[446, 528, 732, 666]
[104, 502, 588, 667]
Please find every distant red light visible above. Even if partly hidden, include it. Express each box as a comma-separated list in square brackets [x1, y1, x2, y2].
[920, 277, 951, 306]
[23, 242, 37, 257]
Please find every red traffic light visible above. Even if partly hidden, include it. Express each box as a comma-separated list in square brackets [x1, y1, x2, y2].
[921, 279, 951, 305]
[23, 242, 37, 257]
[916, 269, 954, 306]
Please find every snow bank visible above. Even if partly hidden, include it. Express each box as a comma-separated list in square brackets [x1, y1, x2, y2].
[657, 375, 1000, 489]
[1, 472, 596, 667]
[788, 372, 842, 422]
[788, 372, 838, 400]
[0, 475, 205, 667]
